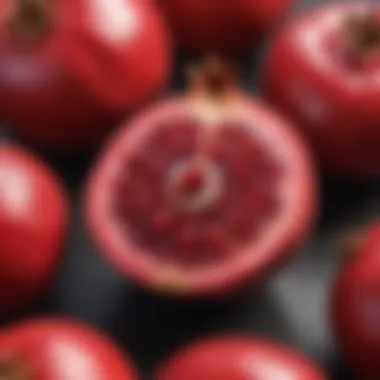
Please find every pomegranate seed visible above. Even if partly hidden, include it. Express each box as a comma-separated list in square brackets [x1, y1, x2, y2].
[178, 223, 198, 246]
[153, 210, 173, 232]
[178, 164, 205, 195]
[205, 225, 223, 246]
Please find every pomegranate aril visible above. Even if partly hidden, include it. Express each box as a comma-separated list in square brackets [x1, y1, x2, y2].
[177, 163, 205, 195]
[178, 223, 199, 246]
[153, 209, 174, 232]
[204, 225, 224, 247]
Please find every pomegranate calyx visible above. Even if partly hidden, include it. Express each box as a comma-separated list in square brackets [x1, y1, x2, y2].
[0, 358, 30, 380]
[344, 11, 380, 59]
[188, 56, 239, 105]
[9, 0, 50, 40]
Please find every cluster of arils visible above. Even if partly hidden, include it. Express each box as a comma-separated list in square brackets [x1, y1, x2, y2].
[112, 119, 283, 269]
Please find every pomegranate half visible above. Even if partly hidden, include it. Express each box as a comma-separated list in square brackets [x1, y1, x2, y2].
[86, 58, 316, 297]
[155, 336, 327, 380]
[0, 318, 137, 380]
[263, 3, 380, 179]
[0, 0, 170, 153]
[331, 222, 380, 378]
[156, 0, 294, 54]
[0, 143, 68, 314]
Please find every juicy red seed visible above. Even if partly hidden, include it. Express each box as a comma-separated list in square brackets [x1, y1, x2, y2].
[153, 210, 173, 232]
[205, 225, 224, 246]
[178, 164, 205, 194]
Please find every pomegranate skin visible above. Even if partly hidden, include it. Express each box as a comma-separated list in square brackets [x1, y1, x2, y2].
[0, 0, 171, 153]
[85, 92, 316, 298]
[0, 318, 137, 380]
[0, 143, 68, 314]
[155, 337, 327, 380]
[263, 3, 380, 179]
[157, 0, 294, 54]
[331, 223, 380, 378]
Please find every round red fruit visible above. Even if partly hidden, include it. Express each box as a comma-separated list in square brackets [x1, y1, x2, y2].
[0, 0, 170, 153]
[86, 57, 316, 297]
[264, 3, 380, 179]
[0, 143, 68, 314]
[156, 0, 294, 54]
[331, 222, 380, 378]
[0, 318, 137, 380]
[155, 336, 327, 380]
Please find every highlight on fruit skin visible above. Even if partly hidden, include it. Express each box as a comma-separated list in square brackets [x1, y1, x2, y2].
[85, 56, 317, 298]
[0, 143, 68, 315]
[263, 2, 380, 179]
[155, 336, 327, 380]
[331, 222, 380, 378]
[0, 0, 171, 153]
[0, 318, 137, 380]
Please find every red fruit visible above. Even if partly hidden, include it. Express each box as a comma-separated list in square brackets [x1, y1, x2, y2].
[264, 3, 380, 178]
[0, 318, 137, 379]
[0, 143, 68, 314]
[331, 222, 380, 378]
[86, 57, 316, 297]
[0, 0, 170, 153]
[156, 0, 294, 54]
[155, 336, 327, 380]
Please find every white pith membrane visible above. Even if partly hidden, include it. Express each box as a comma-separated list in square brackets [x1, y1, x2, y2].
[88, 61, 313, 293]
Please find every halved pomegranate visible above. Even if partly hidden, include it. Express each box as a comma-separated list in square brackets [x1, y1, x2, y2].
[0, 0, 170, 153]
[155, 336, 327, 380]
[263, 3, 380, 178]
[331, 222, 380, 378]
[86, 58, 317, 297]
[0, 143, 68, 314]
[0, 318, 137, 379]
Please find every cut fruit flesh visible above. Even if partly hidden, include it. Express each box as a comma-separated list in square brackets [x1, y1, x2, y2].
[87, 57, 315, 295]
[112, 118, 284, 270]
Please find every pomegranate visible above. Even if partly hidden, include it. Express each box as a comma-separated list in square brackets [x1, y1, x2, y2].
[331, 222, 380, 378]
[0, 143, 68, 314]
[86, 57, 316, 297]
[0, 0, 170, 153]
[156, 0, 294, 54]
[263, 3, 380, 179]
[155, 336, 327, 380]
[0, 318, 137, 379]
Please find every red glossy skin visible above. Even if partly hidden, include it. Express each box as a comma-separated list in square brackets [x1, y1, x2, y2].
[264, 3, 380, 178]
[157, 0, 294, 53]
[0, 0, 170, 153]
[156, 337, 327, 380]
[0, 144, 68, 314]
[331, 223, 380, 378]
[0, 319, 137, 379]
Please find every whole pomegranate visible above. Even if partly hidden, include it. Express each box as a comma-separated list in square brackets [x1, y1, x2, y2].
[264, 3, 380, 179]
[86, 57, 316, 297]
[331, 222, 380, 378]
[0, 0, 170, 153]
[155, 336, 327, 380]
[156, 0, 294, 54]
[0, 318, 137, 379]
[0, 143, 68, 314]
